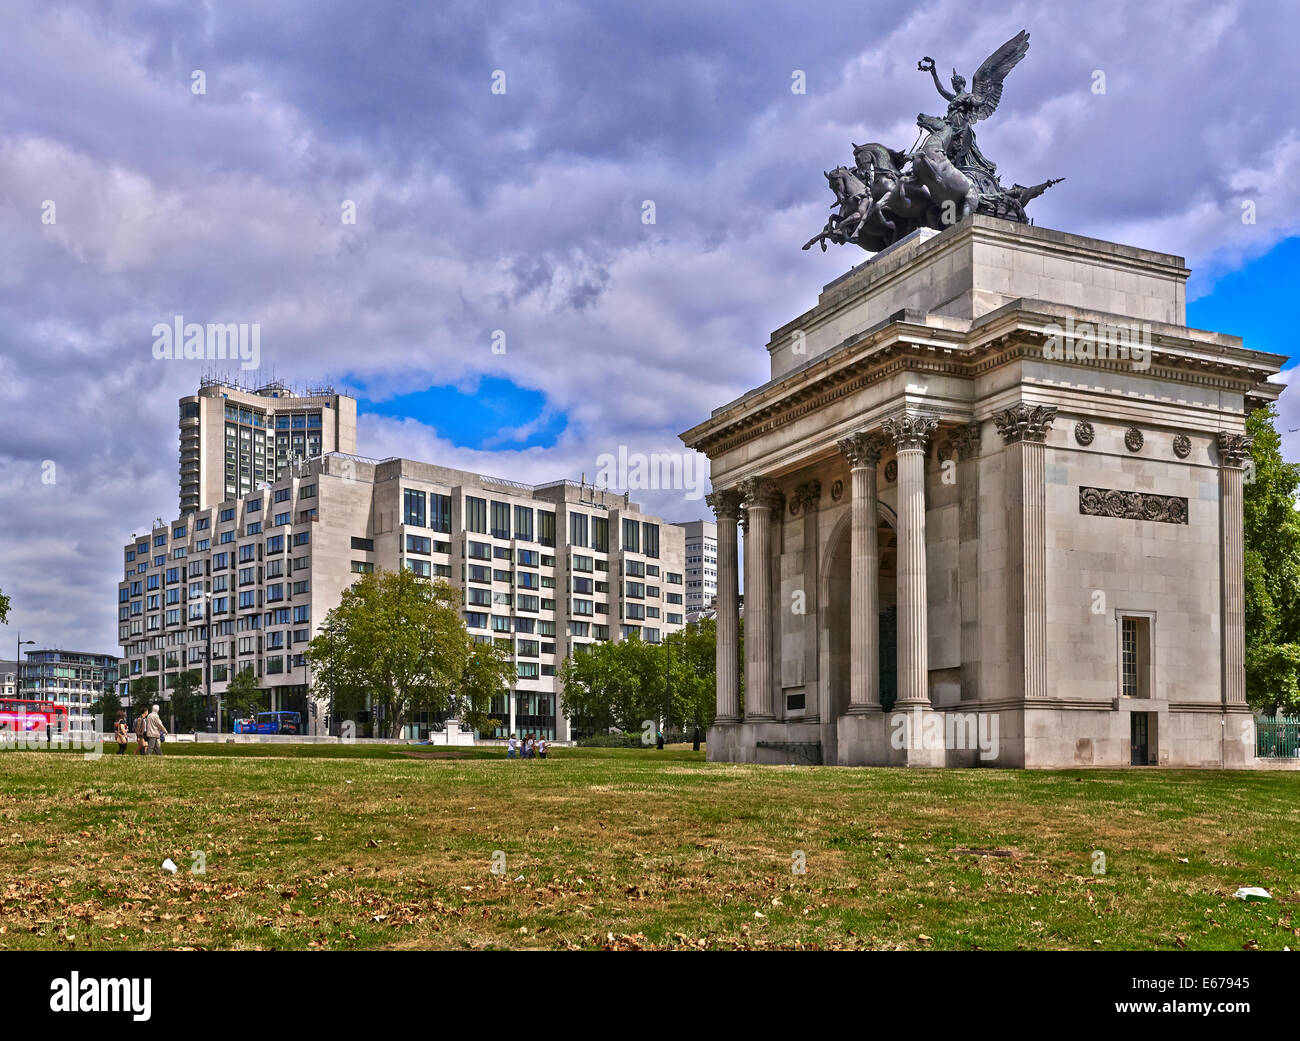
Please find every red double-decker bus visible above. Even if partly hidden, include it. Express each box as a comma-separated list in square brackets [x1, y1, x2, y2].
[0, 699, 69, 733]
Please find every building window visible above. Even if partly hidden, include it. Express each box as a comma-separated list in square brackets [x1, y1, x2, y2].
[490, 501, 511, 539]
[1118, 613, 1153, 698]
[514, 505, 533, 542]
[570, 512, 588, 548]
[465, 497, 487, 534]
[430, 493, 451, 534]
[404, 489, 426, 528]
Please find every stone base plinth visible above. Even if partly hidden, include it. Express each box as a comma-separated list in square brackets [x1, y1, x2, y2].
[707, 704, 1259, 769]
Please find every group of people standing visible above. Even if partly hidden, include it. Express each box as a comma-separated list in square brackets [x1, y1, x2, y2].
[506, 732, 547, 760]
[113, 706, 168, 755]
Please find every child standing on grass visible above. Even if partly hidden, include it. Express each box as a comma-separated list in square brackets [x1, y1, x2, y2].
[538, 737, 547, 760]
[507, 732, 518, 759]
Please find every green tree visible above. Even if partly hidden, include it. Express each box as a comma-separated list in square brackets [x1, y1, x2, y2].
[665, 618, 718, 750]
[1243, 406, 1300, 711]
[455, 640, 511, 735]
[129, 676, 158, 724]
[89, 689, 122, 729]
[225, 667, 267, 721]
[559, 632, 666, 736]
[304, 568, 496, 738]
[170, 670, 204, 731]
[0, 587, 10, 625]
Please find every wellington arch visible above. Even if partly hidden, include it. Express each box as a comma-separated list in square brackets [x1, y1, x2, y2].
[680, 215, 1283, 768]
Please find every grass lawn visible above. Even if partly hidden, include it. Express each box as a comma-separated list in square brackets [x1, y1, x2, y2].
[0, 744, 1297, 950]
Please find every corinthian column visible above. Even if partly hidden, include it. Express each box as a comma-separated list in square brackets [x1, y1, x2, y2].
[837, 432, 884, 712]
[738, 476, 782, 721]
[883, 410, 939, 707]
[993, 403, 1057, 700]
[705, 488, 743, 722]
[1217, 432, 1251, 707]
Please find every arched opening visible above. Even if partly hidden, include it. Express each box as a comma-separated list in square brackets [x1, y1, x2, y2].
[823, 512, 897, 723]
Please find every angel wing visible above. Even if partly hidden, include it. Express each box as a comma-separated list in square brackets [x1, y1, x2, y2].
[968, 30, 1030, 123]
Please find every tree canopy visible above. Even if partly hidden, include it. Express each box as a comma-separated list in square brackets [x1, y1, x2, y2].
[1243, 406, 1300, 712]
[559, 620, 721, 740]
[304, 568, 509, 737]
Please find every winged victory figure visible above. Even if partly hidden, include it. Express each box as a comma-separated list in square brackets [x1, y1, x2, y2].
[916, 29, 1030, 176]
[803, 29, 1061, 255]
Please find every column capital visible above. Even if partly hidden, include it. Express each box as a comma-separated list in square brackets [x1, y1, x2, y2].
[992, 403, 1057, 445]
[738, 476, 784, 512]
[1216, 431, 1253, 468]
[837, 431, 885, 469]
[789, 479, 822, 515]
[937, 419, 982, 462]
[883, 410, 940, 452]
[705, 488, 744, 519]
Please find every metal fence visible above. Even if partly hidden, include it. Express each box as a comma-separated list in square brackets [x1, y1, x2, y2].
[1256, 717, 1300, 758]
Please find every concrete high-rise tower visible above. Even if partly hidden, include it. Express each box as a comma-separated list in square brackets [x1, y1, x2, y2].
[178, 378, 357, 514]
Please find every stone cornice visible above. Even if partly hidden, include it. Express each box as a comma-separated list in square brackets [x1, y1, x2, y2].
[680, 309, 1283, 459]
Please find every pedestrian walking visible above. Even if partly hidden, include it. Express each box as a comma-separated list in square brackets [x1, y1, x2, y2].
[507, 732, 519, 759]
[114, 712, 128, 755]
[134, 710, 148, 755]
[537, 736, 547, 760]
[145, 704, 168, 756]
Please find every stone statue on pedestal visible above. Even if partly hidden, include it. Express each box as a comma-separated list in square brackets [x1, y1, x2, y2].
[803, 30, 1062, 255]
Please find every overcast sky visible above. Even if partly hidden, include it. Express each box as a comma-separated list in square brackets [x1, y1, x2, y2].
[1, 0, 1297, 655]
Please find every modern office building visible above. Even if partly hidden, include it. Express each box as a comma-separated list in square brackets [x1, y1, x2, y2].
[18, 650, 119, 731]
[119, 453, 687, 739]
[178, 377, 357, 514]
[673, 519, 718, 612]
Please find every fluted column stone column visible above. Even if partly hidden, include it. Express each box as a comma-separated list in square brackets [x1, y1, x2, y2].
[883, 411, 939, 707]
[1217, 432, 1251, 707]
[738, 477, 782, 721]
[837, 432, 885, 713]
[993, 403, 1057, 701]
[706, 488, 743, 722]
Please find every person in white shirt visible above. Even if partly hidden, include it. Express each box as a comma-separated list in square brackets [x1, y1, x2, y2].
[538, 737, 548, 761]
[507, 733, 519, 760]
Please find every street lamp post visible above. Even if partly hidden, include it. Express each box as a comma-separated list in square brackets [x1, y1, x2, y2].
[16, 635, 36, 739]
[204, 592, 214, 736]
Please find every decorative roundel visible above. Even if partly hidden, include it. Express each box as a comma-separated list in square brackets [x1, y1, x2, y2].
[1074, 421, 1095, 446]
[1172, 433, 1191, 459]
[884, 460, 898, 483]
[830, 479, 844, 502]
[1125, 427, 1144, 452]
